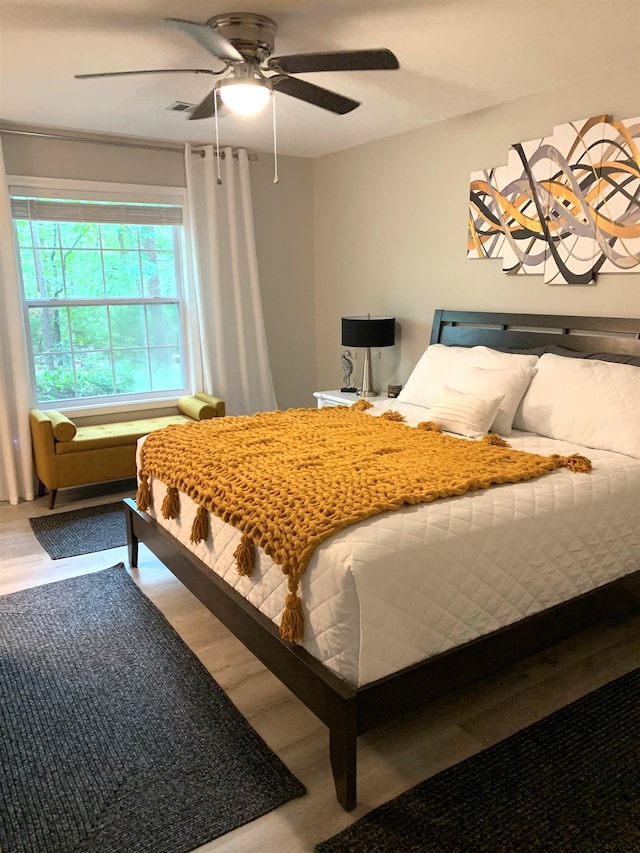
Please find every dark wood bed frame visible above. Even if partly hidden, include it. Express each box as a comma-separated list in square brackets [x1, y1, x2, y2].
[124, 310, 640, 811]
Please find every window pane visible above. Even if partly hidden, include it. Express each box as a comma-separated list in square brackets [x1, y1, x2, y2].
[147, 303, 180, 346]
[115, 349, 151, 393]
[28, 307, 71, 353]
[64, 249, 105, 297]
[34, 353, 75, 402]
[15, 220, 33, 248]
[142, 249, 177, 297]
[74, 351, 115, 398]
[59, 221, 100, 249]
[150, 347, 184, 391]
[140, 223, 173, 251]
[31, 220, 60, 248]
[69, 305, 110, 351]
[103, 250, 142, 297]
[33, 249, 64, 298]
[100, 223, 139, 250]
[19, 248, 38, 299]
[110, 304, 147, 348]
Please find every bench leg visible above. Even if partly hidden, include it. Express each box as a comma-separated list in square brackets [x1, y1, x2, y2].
[48, 489, 57, 510]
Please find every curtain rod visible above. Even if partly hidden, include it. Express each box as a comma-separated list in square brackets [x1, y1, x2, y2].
[0, 127, 257, 160]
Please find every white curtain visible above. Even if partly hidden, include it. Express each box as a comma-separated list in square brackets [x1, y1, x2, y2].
[0, 139, 35, 504]
[185, 145, 277, 416]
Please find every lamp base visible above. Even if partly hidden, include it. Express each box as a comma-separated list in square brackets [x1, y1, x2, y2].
[359, 346, 377, 398]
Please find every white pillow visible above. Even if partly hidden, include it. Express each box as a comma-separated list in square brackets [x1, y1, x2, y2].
[398, 344, 538, 410]
[448, 365, 537, 435]
[429, 386, 504, 438]
[514, 353, 640, 458]
[471, 346, 539, 372]
[398, 345, 473, 408]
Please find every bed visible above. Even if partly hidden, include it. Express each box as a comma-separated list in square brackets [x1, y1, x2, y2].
[124, 309, 640, 810]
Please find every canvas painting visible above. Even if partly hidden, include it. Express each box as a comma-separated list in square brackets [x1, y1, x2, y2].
[468, 113, 640, 285]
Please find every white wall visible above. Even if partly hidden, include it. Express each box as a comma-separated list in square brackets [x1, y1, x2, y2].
[2, 131, 316, 410]
[1, 133, 186, 186]
[250, 153, 315, 409]
[313, 64, 640, 393]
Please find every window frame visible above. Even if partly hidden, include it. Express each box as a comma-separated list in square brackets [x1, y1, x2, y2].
[8, 176, 202, 417]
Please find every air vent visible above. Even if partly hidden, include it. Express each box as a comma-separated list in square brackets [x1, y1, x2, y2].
[166, 101, 196, 112]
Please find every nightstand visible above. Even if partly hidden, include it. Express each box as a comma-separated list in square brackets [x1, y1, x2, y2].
[313, 390, 387, 408]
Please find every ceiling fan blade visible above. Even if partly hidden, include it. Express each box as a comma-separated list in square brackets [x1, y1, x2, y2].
[268, 49, 399, 75]
[270, 75, 359, 115]
[166, 18, 243, 63]
[75, 68, 218, 80]
[188, 89, 225, 121]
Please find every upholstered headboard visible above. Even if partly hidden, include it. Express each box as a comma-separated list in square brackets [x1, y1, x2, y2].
[430, 310, 640, 357]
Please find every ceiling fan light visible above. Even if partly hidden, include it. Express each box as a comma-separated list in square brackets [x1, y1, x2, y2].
[219, 80, 271, 115]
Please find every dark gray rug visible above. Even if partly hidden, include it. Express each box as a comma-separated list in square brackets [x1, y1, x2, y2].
[29, 502, 127, 559]
[316, 668, 640, 853]
[0, 564, 305, 853]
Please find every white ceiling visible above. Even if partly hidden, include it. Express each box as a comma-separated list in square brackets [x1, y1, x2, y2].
[1, 0, 639, 159]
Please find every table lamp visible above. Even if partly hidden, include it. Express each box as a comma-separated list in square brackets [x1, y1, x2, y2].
[341, 315, 395, 397]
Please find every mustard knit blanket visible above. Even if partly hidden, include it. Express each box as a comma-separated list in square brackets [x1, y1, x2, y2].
[136, 405, 590, 643]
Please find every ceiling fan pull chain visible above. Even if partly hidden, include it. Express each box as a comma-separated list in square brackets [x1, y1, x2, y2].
[214, 92, 223, 185]
[272, 92, 279, 184]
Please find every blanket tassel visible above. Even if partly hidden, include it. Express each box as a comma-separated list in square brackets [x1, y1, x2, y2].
[417, 421, 442, 433]
[234, 534, 255, 577]
[560, 453, 592, 473]
[136, 474, 150, 512]
[482, 434, 510, 447]
[380, 410, 405, 422]
[190, 505, 209, 544]
[280, 580, 304, 643]
[161, 486, 180, 519]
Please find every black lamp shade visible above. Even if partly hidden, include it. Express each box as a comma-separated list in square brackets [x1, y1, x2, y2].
[342, 316, 395, 348]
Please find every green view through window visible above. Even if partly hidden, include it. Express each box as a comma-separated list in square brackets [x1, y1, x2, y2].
[11, 194, 188, 406]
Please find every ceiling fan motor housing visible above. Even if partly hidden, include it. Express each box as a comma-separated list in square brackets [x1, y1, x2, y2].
[206, 13, 278, 63]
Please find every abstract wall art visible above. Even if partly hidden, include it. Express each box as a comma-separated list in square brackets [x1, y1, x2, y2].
[468, 114, 640, 284]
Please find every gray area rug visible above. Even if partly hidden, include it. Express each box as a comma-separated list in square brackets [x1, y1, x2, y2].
[0, 564, 305, 853]
[29, 502, 127, 559]
[316, 667, 640, 852]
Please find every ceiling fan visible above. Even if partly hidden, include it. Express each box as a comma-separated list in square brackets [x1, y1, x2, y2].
[75, 12, 400, 119]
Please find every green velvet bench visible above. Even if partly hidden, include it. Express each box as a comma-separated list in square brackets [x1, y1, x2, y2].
[30, 392, 225, 509]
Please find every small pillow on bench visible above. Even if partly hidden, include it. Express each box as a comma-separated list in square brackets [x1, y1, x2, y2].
[44, 410, 77, 441]
[194, 391, 225, 417]
[178, 393, 225, 420]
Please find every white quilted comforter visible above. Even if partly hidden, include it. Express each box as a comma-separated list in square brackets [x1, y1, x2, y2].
[138, 400, 640, 688]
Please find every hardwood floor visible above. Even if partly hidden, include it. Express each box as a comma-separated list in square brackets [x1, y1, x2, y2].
[3, 482, 640, 853]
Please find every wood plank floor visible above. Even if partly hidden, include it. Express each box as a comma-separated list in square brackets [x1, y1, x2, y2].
[2, 482, 640, 853]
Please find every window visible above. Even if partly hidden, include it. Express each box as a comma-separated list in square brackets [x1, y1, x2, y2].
[11, 184, 192, 408]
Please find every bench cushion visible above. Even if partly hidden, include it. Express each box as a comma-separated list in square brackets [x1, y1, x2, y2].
[54, 415, 194, 455]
